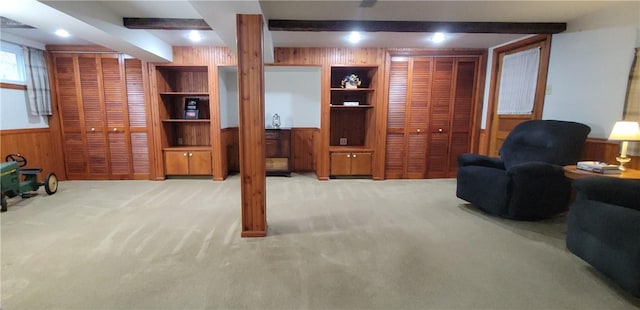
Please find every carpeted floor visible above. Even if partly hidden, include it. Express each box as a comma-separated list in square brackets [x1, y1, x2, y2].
[1, 174, 639, 309]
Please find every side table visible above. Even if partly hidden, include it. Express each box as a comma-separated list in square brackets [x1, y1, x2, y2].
[563, 165, 640, 180]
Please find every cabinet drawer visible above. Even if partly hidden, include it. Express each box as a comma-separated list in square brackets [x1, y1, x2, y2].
[266, 158, 289, 171]
[265, 131, 280, 139]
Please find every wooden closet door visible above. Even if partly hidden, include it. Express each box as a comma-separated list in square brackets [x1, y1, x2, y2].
[101, 55, 132, 178]
[79, 54, 109, 178]
[426, 58, 454, 178]
[448, 58, 478, 177]
[124, 58, 151, 179]
[406, 58, 432, 179]
[54, 54, 88, 178]
[385, 57, 433, 179]
[385, 58, 409, 179]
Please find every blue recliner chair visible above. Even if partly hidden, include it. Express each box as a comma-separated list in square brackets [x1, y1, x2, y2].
[456, 120, 591, 220]
[566, 177, 640, 297]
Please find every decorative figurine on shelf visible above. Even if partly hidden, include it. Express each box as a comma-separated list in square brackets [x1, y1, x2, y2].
[341, 74, 361, 89]
[272, 113, 281, 129]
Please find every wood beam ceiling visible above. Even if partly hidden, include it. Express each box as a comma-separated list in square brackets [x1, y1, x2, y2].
[268, 20, 567, 34]
[123, 18, 211, 30]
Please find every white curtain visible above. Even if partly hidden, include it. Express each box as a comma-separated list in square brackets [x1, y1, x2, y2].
[23, 47, 52, 116]
[624, 49, 640, 155]
[497, 47, 540, 115]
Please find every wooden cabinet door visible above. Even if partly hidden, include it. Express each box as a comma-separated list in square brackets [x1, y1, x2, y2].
[330, 152, 351, 176]
[350, 152, 372, 175]
[164, 151, 189, 175]
[188, 151, 212, 175]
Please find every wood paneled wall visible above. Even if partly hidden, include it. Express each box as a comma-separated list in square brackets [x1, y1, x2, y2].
[291, 128, 318, 172]
[275, 47, 385, 180]
[581, 138, 640, 170]
[222, 127, 318, 174]
[221, 127, 239, 173]
[0, 128, 66, 181]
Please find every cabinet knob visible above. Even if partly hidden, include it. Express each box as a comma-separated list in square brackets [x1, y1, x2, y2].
[438, 128, 443, 132]
[347, 154, 351, 158]
[417, 129, 421, 132]
[91, 128, 95, 132]
[189, 153, 193, 157]
[183, 153, 187, 157]
[353, 154, 357, 158]
[113, 128, 117, 132]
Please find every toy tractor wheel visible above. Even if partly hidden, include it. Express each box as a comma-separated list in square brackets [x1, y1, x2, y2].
[44, 173, 58, 195]
[1, 195, 7, 212]
[5, 154, 27, 167]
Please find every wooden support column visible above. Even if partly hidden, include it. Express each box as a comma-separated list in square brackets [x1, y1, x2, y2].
[237, 14, 267, 237]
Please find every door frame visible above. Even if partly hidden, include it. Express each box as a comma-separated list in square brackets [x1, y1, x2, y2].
[484, 34, 552, 156]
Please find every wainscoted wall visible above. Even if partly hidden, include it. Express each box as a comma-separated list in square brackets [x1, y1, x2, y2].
[582, 138, 640, 170]
[221, 127, 319, 174]
[291, 128, 318, 172]
[0, 128, 66, 181]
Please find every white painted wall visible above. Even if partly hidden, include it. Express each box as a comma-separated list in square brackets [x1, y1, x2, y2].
[543, 2, 640, 138]
[217, 66, 321, 129]
[0, 88, 48, 130]
[264, 66, 321, 128]
[218, 67, 239, 128]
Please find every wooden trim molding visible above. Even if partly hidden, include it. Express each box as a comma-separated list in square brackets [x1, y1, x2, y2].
[46, 45, 117, 53]
[0, 128, 49, 135]
[0, 82, 26, 90]
[485, 34, 552, 156]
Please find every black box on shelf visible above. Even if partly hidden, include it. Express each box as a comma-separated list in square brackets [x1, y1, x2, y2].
[184, 98, 199, 119]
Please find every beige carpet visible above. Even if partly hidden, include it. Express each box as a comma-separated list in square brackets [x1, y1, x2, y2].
[1, 174, 639, 309]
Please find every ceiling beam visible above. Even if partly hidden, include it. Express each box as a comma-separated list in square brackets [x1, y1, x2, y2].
[123, 18, 211, 30]
[268, 20, 567, 34]
[1, 17, 34, 28]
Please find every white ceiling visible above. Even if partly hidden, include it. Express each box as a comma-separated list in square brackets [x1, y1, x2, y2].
[0, 0, 623, 62]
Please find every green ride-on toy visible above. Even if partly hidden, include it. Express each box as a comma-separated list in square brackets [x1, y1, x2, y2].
[0, 153, 58, 212]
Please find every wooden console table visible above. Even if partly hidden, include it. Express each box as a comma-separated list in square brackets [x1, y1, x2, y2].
[563, 165, 640, 180]
[265, 129, 291, 176]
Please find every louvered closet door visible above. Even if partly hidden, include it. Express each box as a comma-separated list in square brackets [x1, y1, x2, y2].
[385, 57, 433, 179]
[426, 58, 454, 178]
[79, 54, 109, 178]
[385, 58, 409, 179]
[406, 58, 432, 179]
[125, 58, 151, 178]
[101, 55, 132, 178]
[54, 54, 88, 177]
[448, 58, 478, 177]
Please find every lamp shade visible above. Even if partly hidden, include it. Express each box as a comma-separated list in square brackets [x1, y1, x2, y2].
[608, 121, 640, 141]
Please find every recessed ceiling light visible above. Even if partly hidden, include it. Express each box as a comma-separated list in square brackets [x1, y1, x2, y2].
[431, 32, 446, 43]
[187, 30, 201, 42]
[348, 31, 361, 44]
[55, 29, 70, 38]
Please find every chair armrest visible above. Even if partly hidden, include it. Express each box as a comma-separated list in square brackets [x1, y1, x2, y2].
[506, 161, 565, 177]
[458, 153, 505, 169]
[573, 177, 640, 211]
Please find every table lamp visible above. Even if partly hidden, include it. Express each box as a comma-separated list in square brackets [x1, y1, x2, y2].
[608, 121, 640, 170]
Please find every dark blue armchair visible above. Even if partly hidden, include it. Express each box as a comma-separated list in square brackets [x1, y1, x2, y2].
[567, 177, 640, 297]
[456, 120, 591, 220]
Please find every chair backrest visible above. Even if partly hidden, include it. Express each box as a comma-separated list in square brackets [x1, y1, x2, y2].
[499, 120, 591, 169]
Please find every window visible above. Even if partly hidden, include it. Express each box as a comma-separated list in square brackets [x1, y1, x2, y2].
[0, 41, 26, 85]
